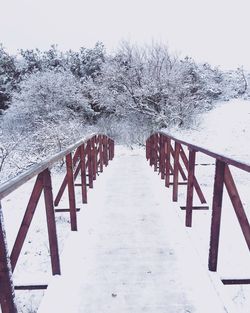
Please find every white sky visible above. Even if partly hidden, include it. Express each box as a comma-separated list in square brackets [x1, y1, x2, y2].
[1, 0, 250, 70]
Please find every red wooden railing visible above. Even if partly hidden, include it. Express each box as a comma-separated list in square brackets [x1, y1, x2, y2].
[0, 134, 114, 313]
[146, 132, 250, 284]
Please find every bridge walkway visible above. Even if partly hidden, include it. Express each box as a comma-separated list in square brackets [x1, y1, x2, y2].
[38, 146, 228, 313]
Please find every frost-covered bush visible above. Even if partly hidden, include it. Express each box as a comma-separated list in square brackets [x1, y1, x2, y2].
[0, 69, 95, 183]
[89, 43, 228, 129]
[10, 69, 93, 128]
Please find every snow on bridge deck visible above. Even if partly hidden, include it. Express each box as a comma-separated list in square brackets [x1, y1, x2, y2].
[38, 146, 230, 313]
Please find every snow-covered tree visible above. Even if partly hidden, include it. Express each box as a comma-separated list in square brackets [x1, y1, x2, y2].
[0, 45, 18, 112]
[10, 69, 94, 129]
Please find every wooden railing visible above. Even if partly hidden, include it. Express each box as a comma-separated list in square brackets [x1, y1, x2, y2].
[146, 132, 250, 284]
[0, 134, 114, 313]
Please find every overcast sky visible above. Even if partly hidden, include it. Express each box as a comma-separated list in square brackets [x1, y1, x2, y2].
[1, 0, 250, 70]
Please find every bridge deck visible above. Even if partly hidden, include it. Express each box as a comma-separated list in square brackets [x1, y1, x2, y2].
[38, 147, 229, 313]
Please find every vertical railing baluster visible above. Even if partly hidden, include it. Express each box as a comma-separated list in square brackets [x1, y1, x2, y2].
[154, 134, 158, 172]
[87, 140, 93, 188]
[165, 137, 171, 188]
[173, 142, 180, 202]
[160, 134, 165, 179]
[185, 149, 196, 227]
[103, 136, 108, 167]
[99, 135, 104, 173]
[43, 169, 61, 274]
[91, 137, 97, 181]
[208, 159, 225, 272]
[0, 203, 17, 313]
[80, 144, 87, 204]
[66, 153, 77, 231]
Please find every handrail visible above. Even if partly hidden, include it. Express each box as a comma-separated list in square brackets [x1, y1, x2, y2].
[146, 132, 250, 284]
[0, 133, 115, 313]
[0, 134, 96, 200]
[158, 131, 250, 172]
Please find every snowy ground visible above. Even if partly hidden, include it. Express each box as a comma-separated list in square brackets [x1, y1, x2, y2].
[0, 99, 249, 312]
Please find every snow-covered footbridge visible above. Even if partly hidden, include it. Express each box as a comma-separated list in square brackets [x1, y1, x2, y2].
[0, 133, 249, 313]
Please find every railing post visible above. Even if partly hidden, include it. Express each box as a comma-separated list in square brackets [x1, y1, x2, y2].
[173, 142, 180, 202]
[42, 169, 61, 275]
[159, 134, 165, 179]
[110, 140, 114, 160]
[91, 137, 97, 181]
[185, 149, 196, 227]
[165, 137, 171, 188]
[99, 135, 104, 173]
[80, 144, 87, 204]
[0, 203, 17, 313]
[66, 153, 77, 231]
[108, 139, 112, 161]
[103, 136, 108, 167]
[208, 159, 225, 272]
[87, 140, 93, 188]
[154, 134, 159, 172]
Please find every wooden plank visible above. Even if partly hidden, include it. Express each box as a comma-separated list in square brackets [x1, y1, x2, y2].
[173, 142, 180, 202]
[80, 144, 87, 204]
[103, 136, 108, 167]
[165, 138, 171, 188]
[10, 174, 44, 271]
[108, 138, 113, 161]
[221, 278, 250, 285]
[66, 153, 77, 231]
[43, 169, 61, 275]
[99, 135, 104, 173]
[55, 208, 80, 213]
[180, 206, 209, 210]
[91, 137, 97, 181]
[159, 134, 165, 179]
[14, 285, 48, 290]
[208, 160, 225, 272]
[0, 204, 17, 313]
[111, 139, 115, 160]
[185, 149, 196, 227]
[154, 134, 159, 172]
[86, 141, 93, 189]
[224, 165, 250, 250]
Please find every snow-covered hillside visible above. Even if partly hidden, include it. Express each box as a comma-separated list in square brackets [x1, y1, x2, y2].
[169, 99, 250, 162]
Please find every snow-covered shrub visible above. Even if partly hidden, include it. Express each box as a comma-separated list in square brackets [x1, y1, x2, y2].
[90, 42, 228, 129]
[11, 69, 93, 127]
[0, 69, 95, 183]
